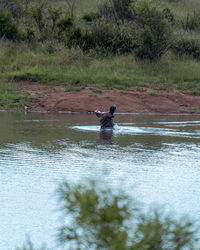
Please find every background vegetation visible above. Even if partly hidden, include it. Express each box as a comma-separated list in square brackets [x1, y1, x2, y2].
[17, 179, 200, 250]
[1, 0, 200, 109]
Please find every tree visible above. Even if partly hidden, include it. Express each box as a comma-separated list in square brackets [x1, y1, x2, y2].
[56, 179, 199, 250]
[18, 179, 200, 250]
[134, 1, 172, 61]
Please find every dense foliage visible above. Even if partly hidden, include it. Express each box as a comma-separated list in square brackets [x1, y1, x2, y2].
[2, 0, 200, 62]
[0, 0, 175, 61]
[1, 0, 200, 62]
[172, 38, 200, 60]
[134, 3, 172, 61]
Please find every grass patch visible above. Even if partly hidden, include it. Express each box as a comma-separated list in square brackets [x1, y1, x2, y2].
[149, 91, 159, 97]
[120, 90, 129, 95]
[0, 81, 30, 109]
[105, 96, 112, 100]
[1, 42, 200, 93]
[65, 86, 85, 92]
[88, 93, 98, 97]
[177, 81, 200, 90]
[10, 72, 47, 82]
[191, 90, 200, 96]
[92, 88, 103, 94]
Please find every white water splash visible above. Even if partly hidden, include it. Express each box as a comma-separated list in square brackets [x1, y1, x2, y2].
[72, 124, 200, 138]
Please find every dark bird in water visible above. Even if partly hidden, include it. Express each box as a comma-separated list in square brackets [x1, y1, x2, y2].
[94, 104, 116, 129]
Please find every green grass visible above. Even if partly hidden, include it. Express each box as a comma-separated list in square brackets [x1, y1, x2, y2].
[92, 88, 103, 94]
[0, 81, 30, 109]
[65, 85, 85, 92]
[149, 91, 159, 96]
[1, 41, 200, 94]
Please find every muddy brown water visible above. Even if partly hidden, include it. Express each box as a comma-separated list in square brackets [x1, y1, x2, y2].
[1, 112, 200, 249]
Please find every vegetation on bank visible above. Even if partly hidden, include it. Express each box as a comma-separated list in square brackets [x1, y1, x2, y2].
[1, 0, 200, 108]
[17, 179, 200, 250]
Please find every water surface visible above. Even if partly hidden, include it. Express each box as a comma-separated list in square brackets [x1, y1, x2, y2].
[1, 112, 200, 249]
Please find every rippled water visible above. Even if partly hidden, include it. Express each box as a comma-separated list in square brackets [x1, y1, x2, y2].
[1, 112, 200, 249]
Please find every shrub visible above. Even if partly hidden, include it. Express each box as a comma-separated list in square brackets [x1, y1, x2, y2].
[11, 72, 45, 82]
[134, 2, 172, 61]
[108, 27, 136, 54]
[0, 0, 24, 19]
[0, 11, 18, 40]
[25, 28, 36, 43]
[17, 179, 200, 249]
[81, 24, 136, 54]
[56, 180, 200, 250]
[66, 27, 82, 48]
[172, 38, 200, 60]
[56, 16, 74, 32]
[55, 15, 75, 43]
[82, 12, 100, 23]
[163, 7, 175, 24]
[17, 27, 36, 43]
[191, 90, 200, 96]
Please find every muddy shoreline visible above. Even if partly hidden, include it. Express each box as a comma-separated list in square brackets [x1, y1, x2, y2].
[22, 83, 200, 114]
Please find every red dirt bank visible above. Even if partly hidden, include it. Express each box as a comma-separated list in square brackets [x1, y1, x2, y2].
[25, 83, 200, 113]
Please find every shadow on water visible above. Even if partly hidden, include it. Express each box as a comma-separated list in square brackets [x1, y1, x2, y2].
[99, 129, 113, 145]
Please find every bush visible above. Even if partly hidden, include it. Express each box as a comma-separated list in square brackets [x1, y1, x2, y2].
[111, 28, 136, 54]
[81, 24, 136, 54]
[172, 38, 200, 60]
[56, 16, 74, 32]
[25, 28, 36, 43]
[55, 180, 200, 250]
[17, 179, 200, 249]
[163, 7, 175, 24]
[0, 11, 18, 40]
[134, 2, 172, 61]
[82, 12, 100, 23]
[0, 0, 24, 19]
[66, 27, 82, 48]
[11, 72, 45, 82]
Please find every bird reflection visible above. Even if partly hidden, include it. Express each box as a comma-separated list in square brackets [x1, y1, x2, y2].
[99, 129, 113, 145]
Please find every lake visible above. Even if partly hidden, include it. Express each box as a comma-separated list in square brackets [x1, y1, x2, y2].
[1, 111, 200, 249]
